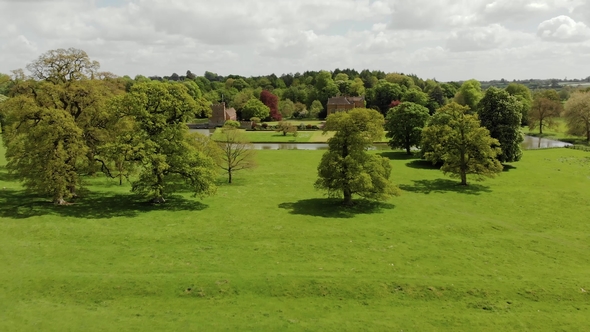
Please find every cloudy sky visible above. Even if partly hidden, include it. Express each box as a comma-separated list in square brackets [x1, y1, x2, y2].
[0, 0, 589, 81]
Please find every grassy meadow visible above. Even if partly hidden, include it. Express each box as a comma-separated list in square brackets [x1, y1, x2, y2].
[1, 141, 590, 330]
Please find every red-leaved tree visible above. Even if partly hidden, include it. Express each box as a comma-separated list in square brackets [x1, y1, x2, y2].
[260, 90, 281, 121]
[389, 100, 401, 109]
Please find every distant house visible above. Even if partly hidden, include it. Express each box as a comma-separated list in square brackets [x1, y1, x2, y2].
[326, 96, 365, 116]
[209, 102, 237, 128]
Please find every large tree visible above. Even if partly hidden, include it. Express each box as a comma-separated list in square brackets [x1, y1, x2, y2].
[564, 91, 590, 142]
[454, 79, 482, 112]
[260, 90, 281, 121]
[385, 102, 430, 154]
[0, 48, 120, 204]
[477, 87, 523, 163]
[505, 83, 532, 126]
[241, 98, 270, 120]
[111, 81, 217, 203]
[528, 90, 562, 135]
[315, 108, 400, 206]
[421, 103, 503, 185]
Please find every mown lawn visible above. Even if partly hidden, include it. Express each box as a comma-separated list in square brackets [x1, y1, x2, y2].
[0, 142, 589, 331]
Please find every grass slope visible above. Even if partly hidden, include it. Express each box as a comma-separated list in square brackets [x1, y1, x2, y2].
[1, 142, 589, 331]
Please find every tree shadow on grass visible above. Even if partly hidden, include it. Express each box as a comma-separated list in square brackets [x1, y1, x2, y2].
[278, 198, 395, 219]
[0, 189, 208, 220]
[405, 160, 441, 170]
[378, 151, 416, 161]
[502, 164, 517, 172]
[399, 179, 492, 195]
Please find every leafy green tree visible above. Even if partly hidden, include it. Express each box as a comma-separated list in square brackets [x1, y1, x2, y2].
[315, 108, 400, 206]
[385, 102, 430, 154]
[529, 90, 563, 134]
[454, 79, 482, 112]
[402, 88, 429, 107]
[0, 49, 120, 203]
[348, 77, 366, 96]
[1, 97, 87, 204]
[275, 121, 297, 136]
[112, 81, 218, 202]
[216, 126, 257, 184]
[309, 100, 324, 118]
[241, 98, 270, 120]
[367, 81, 405, 114]
[564, 91, 590, 141]
[231, 90, 255, 112]
[278, 99, 295, 118]
[477, 87, 523, 163]
[422, 103, 503, 185]
[505, 83, 532, 126]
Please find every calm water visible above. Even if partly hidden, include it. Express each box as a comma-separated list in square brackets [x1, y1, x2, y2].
[191, 129, 571, 150]
[521, 136, 572, 149]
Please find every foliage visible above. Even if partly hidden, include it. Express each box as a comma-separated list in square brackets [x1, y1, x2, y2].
[241, 98, 270, 121]
[0, 49, 121, 204]
[528, 90, 563, 134]
[385, 102, 430, 154]
[564, 91, 590, 141]
[477, 87, 523, 163]
[224, 120, 241, 129]
[260, 90, 281, 121]
[111, 81, 218, 202]
[215, 127, 257, 183]
[454, 79, 482, 112]
[278, 99, 295, 118]
[26, 48, 99, 84]
[309, 100, 324, 118]
[422, 103, 503, 185]
[315, 108, 400, 205]
[505, 83, 532, 126]
[367, 80, 405, 114]
[276, 121, 298, 136]
[401, 88, 429, 107]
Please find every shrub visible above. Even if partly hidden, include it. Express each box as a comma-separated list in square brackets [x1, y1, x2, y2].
[261, 123, 268, 129]
[223, 120, 240, 129]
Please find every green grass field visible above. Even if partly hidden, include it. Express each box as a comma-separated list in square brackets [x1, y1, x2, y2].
[1, 141, 589, 330]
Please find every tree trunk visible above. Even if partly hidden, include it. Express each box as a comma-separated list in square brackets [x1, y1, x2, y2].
[539, 119, 543, 134]
[343, 188, 353, 206]
[53, 194, 68, 205]
[406, 145, 411, 155]
[151, 196, 166, 204]
[228, 170, 232, 184]
[460, 170, 467, 186]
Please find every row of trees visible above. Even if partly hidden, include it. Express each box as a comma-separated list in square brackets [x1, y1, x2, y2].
[0, 48, 251, 204]
[2, 48, 590, 206]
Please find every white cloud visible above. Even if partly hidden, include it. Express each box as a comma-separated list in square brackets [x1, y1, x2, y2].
[447, 24, 511, 52]
[0, 0, 589, 81]
[537, 15, 590, 42]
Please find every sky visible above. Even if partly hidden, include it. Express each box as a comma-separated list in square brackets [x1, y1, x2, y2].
[0, 0, 589, 82]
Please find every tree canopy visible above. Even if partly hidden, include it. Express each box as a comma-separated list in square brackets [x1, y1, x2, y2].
[385, 102, 430, 154]
[422, 103, 503, 185]
[564, 91, 590, 141]
[110, 81, 217, 203]
[477, 87, 523, 163]
[315, 108, 400, 205]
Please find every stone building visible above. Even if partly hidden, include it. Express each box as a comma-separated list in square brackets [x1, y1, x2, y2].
[209, 102, 237, 128]
[326, 96, 365, 116]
